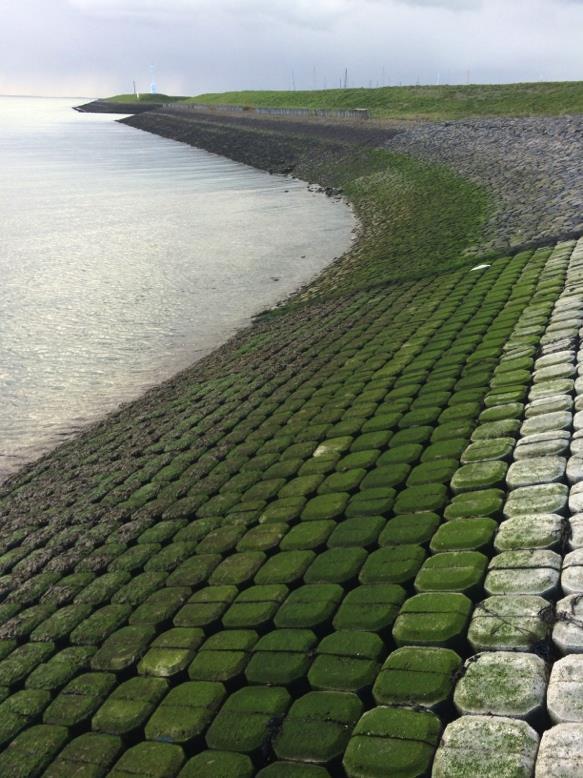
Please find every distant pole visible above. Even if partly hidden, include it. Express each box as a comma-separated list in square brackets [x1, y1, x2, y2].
[133, 80, 138, 100]
[291, 70, 296, 90]
[382, 65, 386, 86]
[344, 68, 348, 89]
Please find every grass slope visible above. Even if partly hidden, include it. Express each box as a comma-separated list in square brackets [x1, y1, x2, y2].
[106, 93, 187, 104]
[188, 81, 583, 120]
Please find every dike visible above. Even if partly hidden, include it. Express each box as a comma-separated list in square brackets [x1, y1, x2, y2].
[2, 103, 582, 776]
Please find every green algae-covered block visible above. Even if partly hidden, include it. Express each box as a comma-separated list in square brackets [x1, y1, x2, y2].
[144, 542, 199, 573]
[26, 646, 95, 692]
[336, 451, 380, 472]
[359, 545, 425, 585]
[390, 426, 433, 446]
[130, 587, 191, 627]
[275, 584, 343, 629]
[0, 689, 51, 747]
[392, 592, 473, 649]
[280, 521, 334, 551]
[188, 630, 257, 682]
[74, 571, 131, 605]
[112, 572, 169, 607]
[451, 461, 508, 493]
[379, 513, 440, 546]
[461, 437, 515, 464]
[439, 402, 481, 424]
[29, 604, 92, 643]
[92, 676, 167, 736]
[373, 646, 461, 708]
[304, 547, 367, 584]
[257, 763, 330, 778]
[430, 518, 497, 553]
[399, 407, 441, 428]
[209, 552, 266, 586]
[301, 493, 349, 521]
[138, 627, 205, 678]
[414, 551, 488, 597]
[237, 524, 288, 552]
[44, 732, 122, 778]
[394, 484, 448, 515]
[360, 464, 410, 490]
[109, 742, 184, 778]
[479, 402, 524, 423]
[378, 444, 423, 465]
[431, 421, 474, 443]
[145, 681, 225, 744]
[279, 475, 325, 499]
[178, 750, 253, 778]
[254, 551, 316, 585]
[318, 468, 366, 495]
[43, 672, 116, 727]
[245, 629, 316, 685]
[308, 631, 383, 692]
[472, 419, 522, 440]
[346, 487, 396, 517]
[165, 554, 221, 587]
[421, 439, 468, 463]
[332, 584, 405, 631]
[259, 498, 306, 525]
[343, 706, 441, 778]
[173, 586, 237, 628]
[0, 724, 68, 778]
[108, 543, 162, 573]
[69, 604, 131, 646]
[0, 643, 54, 687]
[407, 459, 459, 487]
[444, 489, 504, 520]
[274, 691, 362, 763]
[90, 625, 155, 672]
[351, 431, 393, 451]
[0, 604, 57, 641]
[222, 585, 288, 629]
[206, 686, 291, 753]
[196, 525, 246, 554]
[327, 516, 385, 548]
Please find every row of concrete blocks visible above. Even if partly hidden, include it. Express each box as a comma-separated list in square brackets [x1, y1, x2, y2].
[435, 240, 583, 776]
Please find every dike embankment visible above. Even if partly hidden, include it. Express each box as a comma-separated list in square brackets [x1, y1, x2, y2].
[4, 101, 583, 775]
[75, 99, 164, 114]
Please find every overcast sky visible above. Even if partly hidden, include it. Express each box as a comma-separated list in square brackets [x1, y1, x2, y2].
[2, 0, 583, 97]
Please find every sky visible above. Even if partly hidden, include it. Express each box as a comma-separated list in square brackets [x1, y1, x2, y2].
[2, 0, 583, 97]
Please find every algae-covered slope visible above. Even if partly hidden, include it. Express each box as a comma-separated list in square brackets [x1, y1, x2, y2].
[0, 232, 581, 775]
[189, 80, 583, 120]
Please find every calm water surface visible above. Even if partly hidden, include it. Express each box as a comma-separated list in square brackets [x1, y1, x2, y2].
[0, 97, 355, 481]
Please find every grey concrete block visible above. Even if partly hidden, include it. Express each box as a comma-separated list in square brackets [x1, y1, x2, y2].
[433, 716, 539, 778]
[561, 549, 583, 595]
[454, 652, 548, 720]
[547, 655, 583, 723]
[507, 457, 566, 489]
[485, 550, 561, 598]
[504, 483, 569, 518]
[554, 595, 583, 654]
[468, 595, 551, 652]
[494, 515, 564, 552]
[520, 411, 572, 436]
[535, 724, 583, 776]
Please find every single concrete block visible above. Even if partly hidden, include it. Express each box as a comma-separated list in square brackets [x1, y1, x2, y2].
[548, 655, 583, 723]
[520, 412, 572, 437]
[554, 595, 583, 654]
[567, 457, 583, 485]
[571, 430, 583, 456]
[569, 515, 583, 550]
[569, 482, 583, 514]
[432, 715, 539, 778]
[450, 462, 508, 494]
[454, 652, 548, 720]
[507, 457, 566, 489]
[525, 394, 573, 419]
[495, 514, 564, 552]
[485, 550, 561, 598]
[460, 438, 515, 465]
[535, 724, 583, 776]
[529, 379, 574, 401]
[504, 484, 569, 518]
[561, 550, 583, 595]
[534, 351, 575, 370]
[513, 435, 571, 461]
[534, 363, 576, 383]
[468, 595, 551, 652]
[575, 411, 583, 432]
